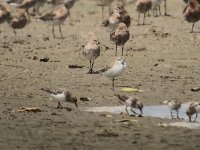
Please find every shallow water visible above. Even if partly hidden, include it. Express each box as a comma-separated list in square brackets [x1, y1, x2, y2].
[85, 102, 200, 129]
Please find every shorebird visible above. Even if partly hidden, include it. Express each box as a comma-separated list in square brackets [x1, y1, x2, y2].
[0, 3, 10, 24]
[183, 0, 200, 32]
[102, 6, 121, 29]
[161, 100, 182, 119]
[82, 37, 101, 74]
[136, 0, 152, 25]
[47, 0, 76, 17]
[38, 4, 69, 38]
[183, 0, 200, 3]
[7, 0, 37, 21]
[186, 101, 200, 122]
[110, 23, 130, 56]
[97, 0, 114, 19]
[98, 57, 127, 90]
[7, 8, 28, 36]
[114, 94, 143, 116]
[40, 88, 78, 109]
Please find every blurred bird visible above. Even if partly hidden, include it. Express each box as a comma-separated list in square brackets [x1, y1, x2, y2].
[114, 94, 143, 116]
[82, 37, 101, 74]
[183, 0, 200, 32]
[7, 8, 28, 36]
[151, 0, 162, 17]
[136, 0, 152, 25]
[110, 23, 130, 56]
[38, 4, 69, 38]
[161, 100, 182, 119]
[32, 0, 46, 15]
[41, 88, 78, 109]
[186, 101, 200, 122]
[98, 57, 127, 90]
[97, 0, 114, 19]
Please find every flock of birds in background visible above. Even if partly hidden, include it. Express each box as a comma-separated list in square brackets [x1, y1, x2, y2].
[0, 0, 200, 122]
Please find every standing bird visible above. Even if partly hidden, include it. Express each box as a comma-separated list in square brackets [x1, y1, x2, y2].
[98, 57, 127, 90]
[40, 88, 78, 109]
[183, 0, 200, 32]
[114, 94, 143, 116]
[7, 0, 37, 21]
[82, 37, 101, 74]
[161, 100, 182, 119]
[186, 101, 200, 122]
[136, 0, 152, 25]
[97, 0, 114, 19]
[7, 9, 28, 36]
[38, 4, 69, 38]
[110, 23, 130, 56]
[0, 3, 10, 24]
[151, 0, 162, 17]
[32, 0, 46, 15]
[102, 6, 122, 29]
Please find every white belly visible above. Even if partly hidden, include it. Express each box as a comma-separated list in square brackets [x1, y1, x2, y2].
[50, 93, 66, 102]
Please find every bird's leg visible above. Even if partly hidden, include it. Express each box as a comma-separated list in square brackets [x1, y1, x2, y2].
[147, 10, 150, 17]
[158, 5, 161, 16]
[191, 23, 195, 33]
[137, 13, 140, 25]
[56, 102, 63, 109]
[155, 7, 158, 17]
[140, 108, 143, 116]
[170, 109, 174, 119]
[115, 44, 117, 56]
[59, 25, 63, 39]
[112, 78, 115, 91]
[131, 108, 138, 115]
[143, 13, 146, 25]
[87, 60, 92, 74]
[164, 0, 167, 16]
[52, 26, 55, 38]
[194, 112, 198, 122]
[189, 116, 191, 122]
[176, 110, 179, 119]
[102, 6, 104, 19]
[122, 45, 124, 56]
[125, 106, 129, 115]
[91, 61, 95, 73]
[13, 29, 17, 37]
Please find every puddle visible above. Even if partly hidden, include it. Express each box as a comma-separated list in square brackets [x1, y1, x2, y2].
[85, 102, 200, 129]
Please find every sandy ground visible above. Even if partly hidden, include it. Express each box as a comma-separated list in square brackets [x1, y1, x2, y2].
[0, 0, 200, 149]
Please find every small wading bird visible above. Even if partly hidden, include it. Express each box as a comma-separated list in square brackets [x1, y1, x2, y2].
[136, 0, 152, 25]
[37, 4, 69, 38]
[186, 101, 200, 122]
[7, 8, 28, 36]
[114, 94, 143, 116]
[32, 0, 46, 15]
[183, 0, 200, 33]
[0, 3, 10, 24]
[161, 100, 182, 119]
[40, 88, 78, 109]
[110, 22, 130, 56]
[82, 37, 101, 74]
[151, 0, 162, 17]
[98, 57, 127, 91]
[102, 6, 122, 29]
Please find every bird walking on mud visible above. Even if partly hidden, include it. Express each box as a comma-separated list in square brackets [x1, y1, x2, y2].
[98, 57, 127, 91]
[161, 100, 182, 119]
[82, 37, 101, 74]
[183, 0, 200, 33]
[186, 101, 200, 122]
[38, 4, 69, 38]
[114, 94, 143, 116]
[110, 23, 130, 56]
[7, 8, 28, 36]
[40, 88, 78, 109]
[136, 0, 152, 25]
